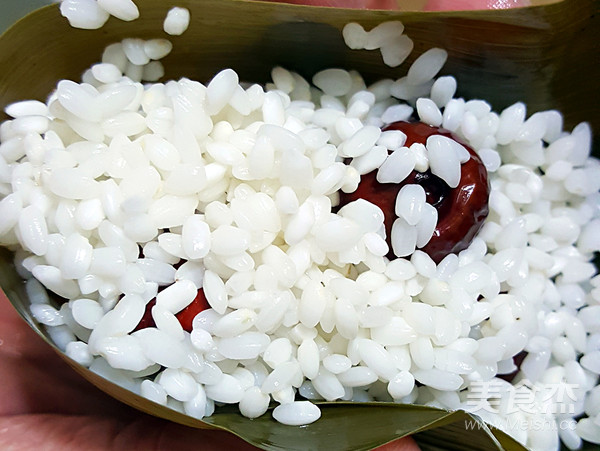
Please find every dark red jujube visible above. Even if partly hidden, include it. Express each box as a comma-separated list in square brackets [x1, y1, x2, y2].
[134, 288, 210, 332]
[339, 121, 490, 263]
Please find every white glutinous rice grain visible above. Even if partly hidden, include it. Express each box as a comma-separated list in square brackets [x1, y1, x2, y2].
[163, 7, 191, 36]
[430, 76, 457, 108]
[426, 134, 462, 188]
[97, 0, 140, 22]
[3, 13, 600, 448]
[272, 401, 322, 426]
[342, 23, 368, 50]
[91, 63, 122, 84]
[5, 100, 48, 118]
[60, 0, 110, 30]
[376, 147, 416, 184]
[364, 21, 404, 50]
[143, 39, 173, 60]
[395, 184, 426, 226]
[407, 48, 448, 85]
[381, 35, 413, 68]
[416, 98, 442, 127]
[121, 38, 149, 66]
[312, 69, 352, 97]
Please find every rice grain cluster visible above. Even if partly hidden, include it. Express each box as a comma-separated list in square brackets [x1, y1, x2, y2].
[1, 4, 599, 451]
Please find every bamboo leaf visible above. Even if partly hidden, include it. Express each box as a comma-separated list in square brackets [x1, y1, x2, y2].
[0, 1, 598, 450]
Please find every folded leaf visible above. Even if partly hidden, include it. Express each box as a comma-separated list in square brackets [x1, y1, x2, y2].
[0, 1, 597, 449]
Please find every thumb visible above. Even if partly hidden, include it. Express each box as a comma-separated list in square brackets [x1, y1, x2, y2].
[375, 436, 422, 451]
[425, 0, 530, 10]
[258, 0, 399, 9]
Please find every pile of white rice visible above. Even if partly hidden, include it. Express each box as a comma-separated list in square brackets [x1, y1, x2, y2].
[1, 2, 599, 450]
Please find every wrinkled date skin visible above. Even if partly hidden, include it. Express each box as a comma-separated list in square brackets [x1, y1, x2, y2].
[339, 121, 490, 263]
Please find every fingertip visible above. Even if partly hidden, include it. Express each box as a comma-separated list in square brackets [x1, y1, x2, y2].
[375, 436, 422, 451]
[425, 0, 530, 10]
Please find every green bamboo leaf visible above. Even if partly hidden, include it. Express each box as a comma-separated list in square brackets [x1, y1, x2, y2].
[205, 403, 461, 451]
[1, 0, 598, 132]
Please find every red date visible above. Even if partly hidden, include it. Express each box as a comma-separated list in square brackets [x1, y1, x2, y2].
[134, 288, 210, 333]
[339, 121, 490, 263]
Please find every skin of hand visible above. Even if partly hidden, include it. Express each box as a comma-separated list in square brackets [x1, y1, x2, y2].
[262, 0, 530, 8]
[0, 0, 528, 449]
[425, 0, 529, 10]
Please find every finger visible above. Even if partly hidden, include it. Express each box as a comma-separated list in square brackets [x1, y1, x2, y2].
[253, 0, 530, 9]
[259, 0, 399, 9]
[0, 292, 139, 418]
[425, 0, 530, 10]
[375, 436, 422, 451]
[0, 343, 141, 418]
[0, 414, 259, 451]
[0, 290, 60, 359]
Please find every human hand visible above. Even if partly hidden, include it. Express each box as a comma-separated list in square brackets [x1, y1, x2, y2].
[260, 0, 530, 9]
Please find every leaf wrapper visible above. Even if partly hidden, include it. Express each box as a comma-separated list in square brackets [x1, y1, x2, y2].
[0, 0, 598, 450]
